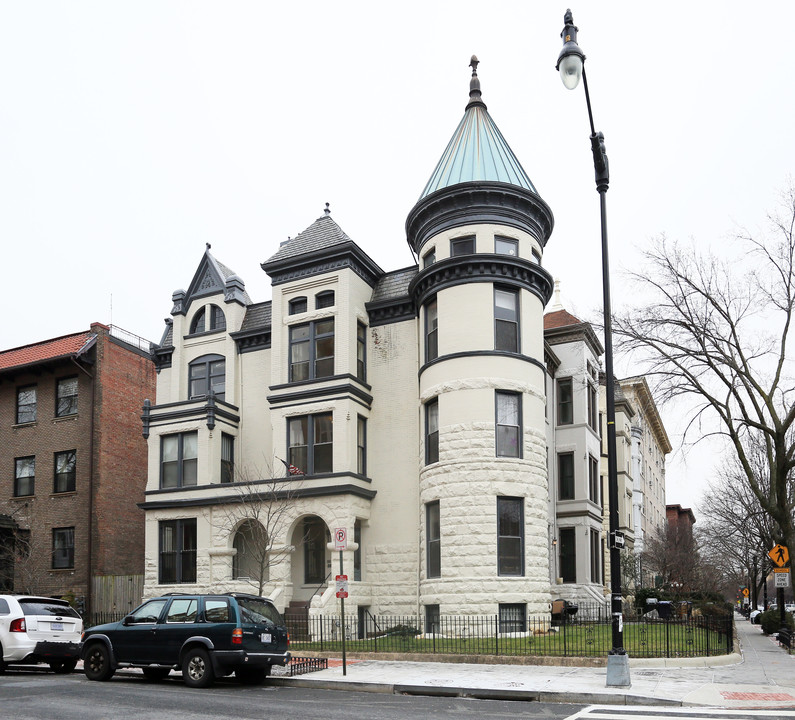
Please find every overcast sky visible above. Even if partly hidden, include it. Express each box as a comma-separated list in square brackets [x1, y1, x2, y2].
[2, 2, 793, 512]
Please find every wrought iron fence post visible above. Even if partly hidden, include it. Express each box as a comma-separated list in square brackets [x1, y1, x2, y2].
[562, 611, 567, 657]
[495, 615, 499, 656]
[665, 616, 670, 658]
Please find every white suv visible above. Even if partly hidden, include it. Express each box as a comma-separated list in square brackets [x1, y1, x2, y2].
[0, 595, 83, 673]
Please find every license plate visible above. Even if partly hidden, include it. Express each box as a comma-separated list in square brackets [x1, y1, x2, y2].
[260, 633, 271, 643]
[51, 622, 64, 631]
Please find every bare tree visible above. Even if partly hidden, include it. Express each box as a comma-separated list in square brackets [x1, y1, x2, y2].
[205, 459, 303, 597]
[698, 441, 784, 603]
[614, 184, 795, 566]
[642, 522, 705, 594]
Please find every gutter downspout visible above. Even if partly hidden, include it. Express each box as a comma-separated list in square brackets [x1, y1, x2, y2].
[71, 355, 95, 619]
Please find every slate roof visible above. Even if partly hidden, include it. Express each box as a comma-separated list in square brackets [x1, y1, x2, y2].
[0, 331, 95, 372]
[239, 301, 272, 332]
[370, 266, 418, 303]
[265, 214, 353, 265]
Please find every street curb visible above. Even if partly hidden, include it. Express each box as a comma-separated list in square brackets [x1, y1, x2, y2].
[269, 676, 685, 707]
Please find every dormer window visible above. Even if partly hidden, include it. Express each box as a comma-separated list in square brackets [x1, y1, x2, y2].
[450, 236, 475, 256]
[423, 248, 436, 268]
[189, 354, 225, 400]
[315, 290, 335, 309]
[289, 297, 307, 315]
[190, 304, 226, 334]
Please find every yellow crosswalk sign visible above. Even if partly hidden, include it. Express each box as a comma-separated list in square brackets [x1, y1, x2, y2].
[769, 544, 790, 568]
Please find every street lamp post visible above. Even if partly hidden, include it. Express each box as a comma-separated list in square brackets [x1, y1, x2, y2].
[556, 8, 631, 688]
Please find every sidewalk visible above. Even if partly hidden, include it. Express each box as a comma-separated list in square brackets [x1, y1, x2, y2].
[271, 614, 795, 709]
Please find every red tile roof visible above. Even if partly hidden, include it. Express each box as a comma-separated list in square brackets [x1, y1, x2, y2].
[544, 309, 583, 330]
[0, 331, 94, 372]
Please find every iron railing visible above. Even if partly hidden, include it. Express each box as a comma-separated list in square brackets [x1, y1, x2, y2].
[284, 605, 733, 659]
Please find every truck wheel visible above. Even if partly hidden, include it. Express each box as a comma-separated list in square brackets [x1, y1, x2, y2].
[84, 643, 115, 681]
[182, 648, 214, 688]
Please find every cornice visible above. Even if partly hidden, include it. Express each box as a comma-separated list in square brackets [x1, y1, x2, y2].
[408, 254, 554, 307]
[405, 181, 554, 255]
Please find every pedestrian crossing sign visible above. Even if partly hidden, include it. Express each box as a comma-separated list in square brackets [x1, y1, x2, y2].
[768, 543, 790, 568]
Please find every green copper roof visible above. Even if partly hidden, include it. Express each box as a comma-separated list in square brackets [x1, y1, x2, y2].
[419, 57, 537, 200]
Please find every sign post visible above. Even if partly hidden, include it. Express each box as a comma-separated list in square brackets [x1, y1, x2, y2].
[334, 528, 347, 676]
[768, 544, 791, 630]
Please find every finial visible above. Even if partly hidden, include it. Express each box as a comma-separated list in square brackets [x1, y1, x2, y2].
[467, 55, 485, 110]
[324, 202, 331, 216]
[206, 242, 211, 250]
[551, 278, 564, 311]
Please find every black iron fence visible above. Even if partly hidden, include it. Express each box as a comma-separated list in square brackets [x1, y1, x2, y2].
[284, 604, 733, 659]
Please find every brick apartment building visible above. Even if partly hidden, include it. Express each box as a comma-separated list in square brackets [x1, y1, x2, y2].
[0, 323, 155, 615]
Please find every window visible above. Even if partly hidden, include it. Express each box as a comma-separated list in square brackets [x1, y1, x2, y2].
[423, 248, 436, 267]
[52, 527, 75, 569]
[204, 598, 230, 622]
[232, 519, 267, 581]
[189, 354, 225, 400]
[590, 528, 602, 584]
[426, 501, 440, 578]
[450, 236, 475, 255]
[425, 604, 440, 634]
[558, 452, 575, 500]
[557, 378, 573, 425]
[588, 455, 599, 504]
[127, 598, 167, 624]
[494, 288, 519, 352]
[303, 517, 328, 584]
[160, 432, 198, 488]
[315, 290, 335, 309]
[357, 416, 367, 475]
[356, 322, 367, 382]
[54, 450, 76, 493]
[190, 304, 226, 334]
[531, 249, 542, 264]
[289, 319, 334, 382]
[425, 399, 439, 465]
[495, 237, 518, 256]
[16, 386, 36, 424]
[559, 527, 576, 583]
[14, 457, 35, 497]
[159, 519, 197, 584]
[221, 433, 234, 483]
[289, 297, 307, 315]
[353, 520, 362, 581]
[496, 392, 521, 458]
[497, 497, 524, 576]
[587, 383, 598, 431]
[56, 377, 78, 417]
[425, 299, 438, 362]
[499, 603, 526, 633]
[288, 413, 332, 474]
[166, 598, 198, 623]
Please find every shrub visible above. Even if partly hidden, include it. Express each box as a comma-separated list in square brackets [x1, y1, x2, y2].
[759, 608, 795, 635]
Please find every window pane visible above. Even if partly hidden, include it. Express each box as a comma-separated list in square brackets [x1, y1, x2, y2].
[182, 459, 198, 486]
[494, 289, 517, 317]
[559, 453, 575, 500]
[162, 435, 179, 462]
[315, 291, 335, 309]
[313, 444, 332, 473]
[315, 319, 334, 336]
[451, 237, 474, 255]
[17, 387, 36, 424]
[314, 414, 333, 443]
[289, 417, 307, 446]
[496, 426, 519, 457]
[183, 433, 198, 459]
[497, 393, 519, 425]
[495, 238, 518, 256]
[560, 528, 576, 583]
[558, 379, 573, 425]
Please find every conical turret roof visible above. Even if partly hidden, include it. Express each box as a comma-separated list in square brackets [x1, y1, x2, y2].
[419, 56, 537, 199]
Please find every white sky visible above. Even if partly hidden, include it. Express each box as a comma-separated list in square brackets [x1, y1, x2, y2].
[2, 2, 793, 513]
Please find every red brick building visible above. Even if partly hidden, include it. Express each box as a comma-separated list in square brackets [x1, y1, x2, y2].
[666, 504, 696, 535]
[0, 323, 155, 615]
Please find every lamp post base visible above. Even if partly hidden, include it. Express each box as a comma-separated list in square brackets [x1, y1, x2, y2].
[606, 653, 631, 688]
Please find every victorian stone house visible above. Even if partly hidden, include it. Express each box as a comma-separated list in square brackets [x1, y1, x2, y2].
[139, 60, 668, 625]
